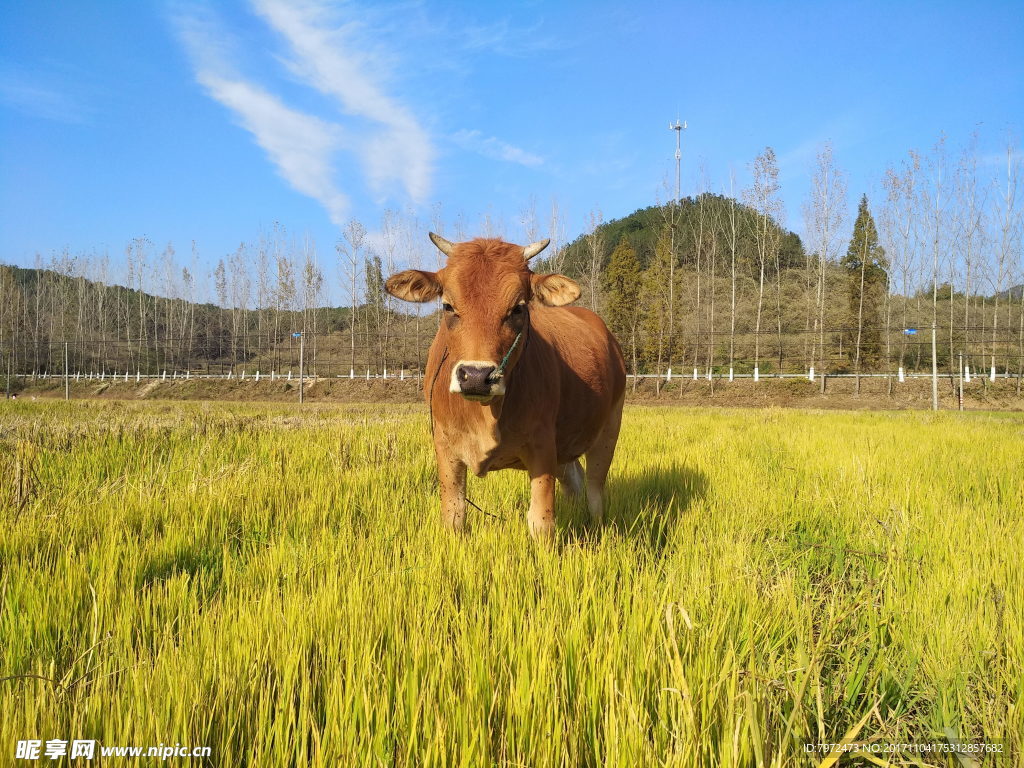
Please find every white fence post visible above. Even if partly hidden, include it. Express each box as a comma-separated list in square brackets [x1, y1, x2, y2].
[809, 366, 815, 382]
[753, 366, 760, 383]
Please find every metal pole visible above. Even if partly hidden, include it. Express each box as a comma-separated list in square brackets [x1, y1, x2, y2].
[931, 324, 939, 411]
[64, 341, 69, 401]
[669, 118, 686, 203]
[5, 348, 10, 399]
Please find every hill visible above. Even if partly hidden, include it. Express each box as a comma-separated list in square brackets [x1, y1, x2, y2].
[543, 195, 805, 278]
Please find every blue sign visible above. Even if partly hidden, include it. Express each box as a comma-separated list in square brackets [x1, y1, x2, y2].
[292, 332, 302, 338]
[903, 328, 918, 335]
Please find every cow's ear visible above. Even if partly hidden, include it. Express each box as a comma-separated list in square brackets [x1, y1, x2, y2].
[531, 273, 580, 306]
[385, 270, 442, 302]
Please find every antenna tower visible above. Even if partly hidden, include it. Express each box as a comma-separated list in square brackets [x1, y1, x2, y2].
[669, 118, 686, 202]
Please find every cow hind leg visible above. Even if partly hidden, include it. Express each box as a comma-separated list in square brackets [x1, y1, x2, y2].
[556, 459, 584, 497]
[584, 394, 625, 527]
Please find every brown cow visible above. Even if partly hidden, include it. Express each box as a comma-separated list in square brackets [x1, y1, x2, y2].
[385, 234, 626, 541]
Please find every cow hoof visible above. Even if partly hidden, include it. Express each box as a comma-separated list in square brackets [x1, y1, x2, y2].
[528, 520, 555, 545]
[441, 516, 468, 534]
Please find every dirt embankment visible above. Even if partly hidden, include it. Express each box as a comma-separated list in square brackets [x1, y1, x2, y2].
[8, 374, 1023, 411]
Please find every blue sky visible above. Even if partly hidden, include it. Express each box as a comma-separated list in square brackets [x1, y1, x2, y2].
[1, 0, 1022, 296]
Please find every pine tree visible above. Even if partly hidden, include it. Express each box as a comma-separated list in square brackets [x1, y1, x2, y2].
[841, 194, 888, 371]
[603, 236, 643, 385]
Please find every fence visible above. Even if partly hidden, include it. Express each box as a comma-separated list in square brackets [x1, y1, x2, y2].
[3, 325, 1023, 389]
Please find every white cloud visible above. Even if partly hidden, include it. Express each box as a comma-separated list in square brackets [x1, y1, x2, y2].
[451, 129, 544, 168]
[0, 67, 91, 124]
[174, 7, 349, 226]
[251, 0, 434, 203]
[199, 74, 349, 226]
[173, 0, 435, 225]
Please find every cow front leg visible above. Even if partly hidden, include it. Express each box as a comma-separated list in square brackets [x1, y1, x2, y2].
[435, 445, 467, 532]
[526, 447, 557, 543]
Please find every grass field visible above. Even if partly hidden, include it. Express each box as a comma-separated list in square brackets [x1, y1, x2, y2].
[1, 401, 1021, 766]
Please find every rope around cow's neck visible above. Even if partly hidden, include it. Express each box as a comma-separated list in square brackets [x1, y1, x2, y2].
[489, 328, 523, 381]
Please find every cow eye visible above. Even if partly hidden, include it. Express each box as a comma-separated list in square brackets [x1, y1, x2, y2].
[509, 304, 525, 318]
[442, 302, 455, 313]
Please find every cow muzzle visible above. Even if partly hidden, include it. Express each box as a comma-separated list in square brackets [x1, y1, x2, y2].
[450, 361, 506, 401]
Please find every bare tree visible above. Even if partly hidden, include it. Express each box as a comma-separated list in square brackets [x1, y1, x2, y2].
[993, 137, 1021, 381]
[923, 137, 949, 410]
[584, 208, 605, 313]
[727, 171, 740, 378]
[548, 197, 567, 275]
[274, 237, 296, 342]
[705, 190, 724, 389]
[689, 172, 710, 375]
[951, 139, 986, 375]
[255, 232, 271, 350]
[378, 209, 404, 375]
[745, 147, 783, 379]
[301, 234, 323, 374]
[338, 219, 366, 377]
[803, 142, 847, 375]
[881, 152, 922, 376]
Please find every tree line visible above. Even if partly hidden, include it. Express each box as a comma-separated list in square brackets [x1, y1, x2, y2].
[555, 138, 1022, 389]
[1, 136, 1021, 389]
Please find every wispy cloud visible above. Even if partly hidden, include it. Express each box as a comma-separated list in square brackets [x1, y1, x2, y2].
[451, 129, 543, 168]
[251, 0, 433, 203]
[172, 0, 434, 226]
[977, 149, 1020, 169]
[174, 6, 350, 225]
[0, 67, 91, 124]
[458, 16, 570, 58]
[775, 113, 858, 165]
[200, 74, 349, 225]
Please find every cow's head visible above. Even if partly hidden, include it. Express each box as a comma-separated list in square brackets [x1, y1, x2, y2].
[385, 234, 580, 403]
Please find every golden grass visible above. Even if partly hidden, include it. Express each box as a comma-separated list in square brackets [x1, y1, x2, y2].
[1, 400, 1021, 766]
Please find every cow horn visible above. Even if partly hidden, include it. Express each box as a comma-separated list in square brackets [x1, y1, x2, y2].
[428, 232, 455, 256]
[523, 238, 550, 260]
